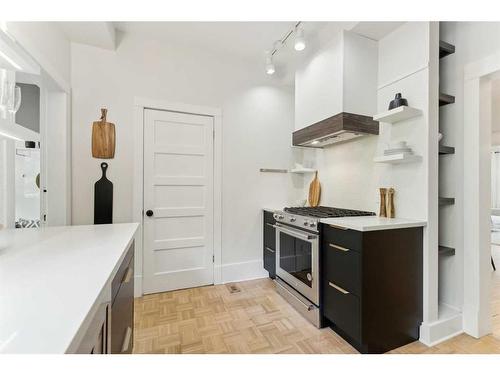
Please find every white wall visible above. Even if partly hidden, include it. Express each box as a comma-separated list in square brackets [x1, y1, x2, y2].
[70, 35, 298, 286]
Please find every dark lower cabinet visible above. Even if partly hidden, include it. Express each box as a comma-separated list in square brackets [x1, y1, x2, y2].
[321, 224, 423, 354]
[75, 241, 135, 354]
[111, 243, 135, 354]
[76, 303, 109, 354]
[263, 210, 276, 278]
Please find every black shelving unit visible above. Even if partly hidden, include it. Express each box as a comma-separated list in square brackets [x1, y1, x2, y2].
[439, 40, 455, 59]
[439, 197, 455, 205]
[438, 38, 457, 259]
[439, 246, 456, 255]
[439, 145, 455, 155]
[439, 93, 456, 106]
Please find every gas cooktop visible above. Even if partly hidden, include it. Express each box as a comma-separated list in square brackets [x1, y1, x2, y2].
[283, 206, 376, 218]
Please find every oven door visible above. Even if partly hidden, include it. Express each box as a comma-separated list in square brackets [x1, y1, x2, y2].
[275, 223, 319, 305]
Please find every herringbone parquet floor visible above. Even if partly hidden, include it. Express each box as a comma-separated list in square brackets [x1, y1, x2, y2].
[133, 246, 500, 354]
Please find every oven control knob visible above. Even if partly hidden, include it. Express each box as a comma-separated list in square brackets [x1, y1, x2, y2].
[309, 222, 316, 227]
[290, 217, 296, 222]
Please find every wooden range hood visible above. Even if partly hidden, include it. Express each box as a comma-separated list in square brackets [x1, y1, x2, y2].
[292, 112, 379, 148]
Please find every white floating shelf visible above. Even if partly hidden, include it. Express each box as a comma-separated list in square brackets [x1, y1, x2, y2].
[373, 106, 422, 124]
[374, 153, 422, 164]
[290, 168, 316, 174]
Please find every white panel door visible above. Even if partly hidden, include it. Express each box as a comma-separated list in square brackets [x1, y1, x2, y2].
[143, 109, 214, 294]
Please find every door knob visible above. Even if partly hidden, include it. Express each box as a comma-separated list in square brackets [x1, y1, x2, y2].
[146, 210, 154, 217]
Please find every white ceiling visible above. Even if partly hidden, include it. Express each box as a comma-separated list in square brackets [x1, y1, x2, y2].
[113, 22, 331, 63]
[59, 22, 116, 50]
[58, 21, 406, 81]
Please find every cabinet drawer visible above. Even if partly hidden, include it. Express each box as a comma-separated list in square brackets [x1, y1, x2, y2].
[264, 210, 275, 224]
[322, 241, 361, 296]
[322, 224, 362, 252]
[112, 241, 134, 305]
[111, 256, 134, 354]
[264, 222, 276, 250]
[323, 279, 361, 343]
[263, 246, 276, 278]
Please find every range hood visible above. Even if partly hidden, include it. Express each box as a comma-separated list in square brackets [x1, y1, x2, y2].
[292, 112, 379, 148]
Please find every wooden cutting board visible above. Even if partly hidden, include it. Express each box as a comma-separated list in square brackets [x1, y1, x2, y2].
[92, 108, 115, 159]
[308, 171, 321, 207]
[94, 162, 113, 224]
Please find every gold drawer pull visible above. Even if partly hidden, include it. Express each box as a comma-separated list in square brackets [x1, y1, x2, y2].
[329, 224, 347, 230]
[122, 266, 133, 284]
[329, 243, 350, 252]
[121, 326, 132, 353]
[329, 282, 350, 294]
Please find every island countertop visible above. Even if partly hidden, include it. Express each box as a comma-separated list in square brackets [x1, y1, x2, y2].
[320, 216, 427, 231]
[0, 223, 138, 353]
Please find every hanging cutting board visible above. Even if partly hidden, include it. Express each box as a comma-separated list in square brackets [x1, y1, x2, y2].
[92, 108, 115, 159]
[308, 171, 321, 207]
[94, 162, 113, 224]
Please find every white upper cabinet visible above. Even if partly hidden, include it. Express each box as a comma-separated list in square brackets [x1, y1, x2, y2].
[294, 30, 378, 131]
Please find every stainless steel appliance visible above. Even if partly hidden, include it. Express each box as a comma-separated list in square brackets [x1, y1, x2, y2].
[272, 206, 375, 327]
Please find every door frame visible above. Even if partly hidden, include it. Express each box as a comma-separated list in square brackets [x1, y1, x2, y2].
[463, 51, 500, 338]
[133, 97, 222, 297]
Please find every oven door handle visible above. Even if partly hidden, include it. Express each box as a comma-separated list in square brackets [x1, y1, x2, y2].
[274, 224, 317, 241]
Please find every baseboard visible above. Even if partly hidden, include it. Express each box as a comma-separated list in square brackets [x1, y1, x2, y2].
[218, 259, 268, 284]
[134, 260, 268, 296]
[134, 275, 142, 298]
[419, 307, 463, 346]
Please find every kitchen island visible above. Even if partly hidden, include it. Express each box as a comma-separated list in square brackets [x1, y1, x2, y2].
[0, 223, 138, 353]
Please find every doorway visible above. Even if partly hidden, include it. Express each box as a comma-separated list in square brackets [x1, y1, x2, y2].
[141, 107, 217, 294]
[463, 53, 500, 338]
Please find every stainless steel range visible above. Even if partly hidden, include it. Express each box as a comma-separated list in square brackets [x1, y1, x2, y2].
[272, 206, 375, 327]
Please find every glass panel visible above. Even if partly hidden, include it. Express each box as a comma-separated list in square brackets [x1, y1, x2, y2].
[279, 232, 312, 287]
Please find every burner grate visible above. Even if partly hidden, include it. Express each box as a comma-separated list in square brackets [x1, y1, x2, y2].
[284, 206, 376, 218]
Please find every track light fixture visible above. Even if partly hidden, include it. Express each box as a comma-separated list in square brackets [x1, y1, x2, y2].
[265, 52, 275, 75]
[294, 25, 306, 51]
[264, 21, 304, 75]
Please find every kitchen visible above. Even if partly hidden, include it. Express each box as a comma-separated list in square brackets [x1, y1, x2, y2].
[1, 2, 500, 370]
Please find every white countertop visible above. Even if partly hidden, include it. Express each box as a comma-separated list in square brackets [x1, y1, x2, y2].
[0, 223, 138, 353]
[320, 216, 426, 231]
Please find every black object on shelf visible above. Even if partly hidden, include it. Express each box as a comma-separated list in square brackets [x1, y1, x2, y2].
[25, 141, 36, 148]
[439, 93, 455, 106]
[439, 197, 455, 205]
[439, 145, 455, 155]
[439, 40, 455, 59]
[94, 162, 113, 224]
[388, 93, 408, 110]
[439, 246, 455, 255]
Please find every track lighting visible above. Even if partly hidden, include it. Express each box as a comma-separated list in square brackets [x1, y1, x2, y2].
[265, 53, 275, 75]
[294, 25, 306, 51]
[264, 22, 305, 75]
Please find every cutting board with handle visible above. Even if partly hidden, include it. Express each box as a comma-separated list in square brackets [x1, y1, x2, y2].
[308, 171, 321, 207]
[94, 162, 113, 224]
[92, 108, 115, 159]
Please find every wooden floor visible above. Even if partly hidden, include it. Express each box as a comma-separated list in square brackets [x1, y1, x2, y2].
[133, 246, 500, 354]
